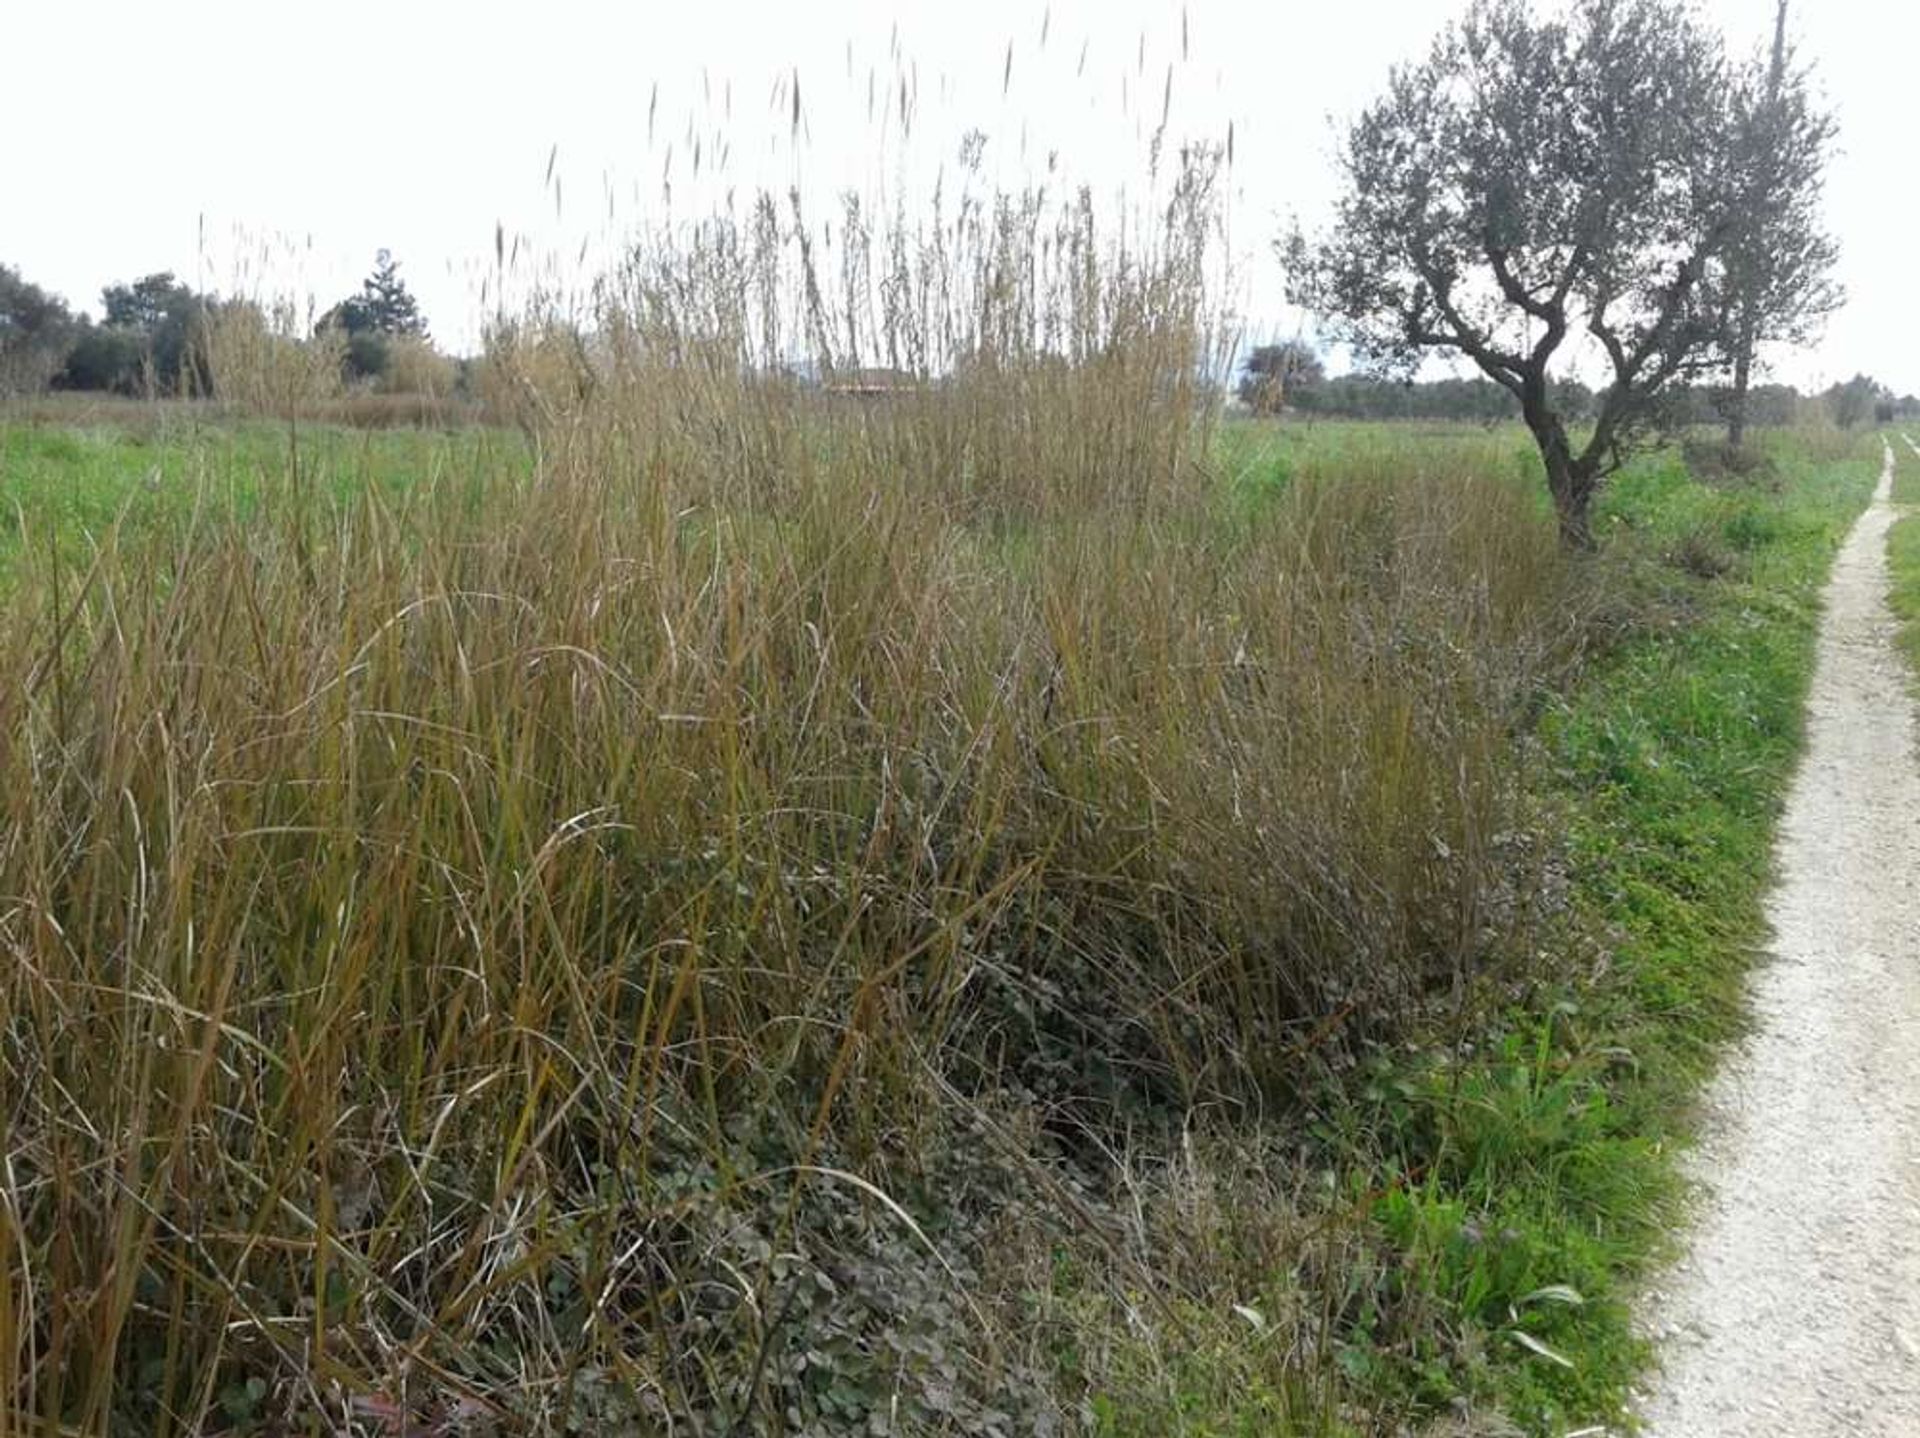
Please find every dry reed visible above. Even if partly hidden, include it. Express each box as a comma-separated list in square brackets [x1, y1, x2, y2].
[0, 143, 1590, 1438]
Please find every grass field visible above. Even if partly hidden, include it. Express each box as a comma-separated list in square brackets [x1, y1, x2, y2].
[0, 417, 527, 580]
[0, 381, 1883, 1435]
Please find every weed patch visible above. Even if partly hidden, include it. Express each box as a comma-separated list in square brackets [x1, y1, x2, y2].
[0, 192, 1886, 1436]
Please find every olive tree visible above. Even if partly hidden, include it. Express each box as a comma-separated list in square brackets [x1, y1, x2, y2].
[1720, 2, 1841, 448]
[1289, 0, 1825, 547]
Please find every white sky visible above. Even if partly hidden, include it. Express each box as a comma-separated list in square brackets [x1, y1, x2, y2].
[7, 0, 1915, 393]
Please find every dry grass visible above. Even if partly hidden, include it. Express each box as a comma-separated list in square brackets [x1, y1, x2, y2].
[0, 149, 1597, 1435]
[2, 391, 482, 434]
[0, 392, 218, 435]
[310, 392, 481, 429]
[201, 299, 348, 414]
[377, 338, 461, 401]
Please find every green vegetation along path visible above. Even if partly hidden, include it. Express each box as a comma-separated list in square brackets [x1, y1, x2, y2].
[1637, 443, 1920, 1433]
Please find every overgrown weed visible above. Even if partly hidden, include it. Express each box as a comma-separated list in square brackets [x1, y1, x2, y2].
[0, 144, 1608, 1434]
[0, 75, 1885, 1434]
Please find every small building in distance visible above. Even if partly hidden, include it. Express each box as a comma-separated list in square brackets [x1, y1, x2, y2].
[821, 366, 921, 399]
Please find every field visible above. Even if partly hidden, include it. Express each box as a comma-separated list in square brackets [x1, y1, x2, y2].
[0, 369, 1883, 1436]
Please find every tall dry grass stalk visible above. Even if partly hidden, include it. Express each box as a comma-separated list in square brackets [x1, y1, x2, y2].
[201, 297, 347, 415]
[0, 149, 1589, 1435]
[376, 337, 460, 400]
[483, 143, 1235, 517]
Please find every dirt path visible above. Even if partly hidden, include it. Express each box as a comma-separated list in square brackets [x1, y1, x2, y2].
[1635, 444, 1920, 1435]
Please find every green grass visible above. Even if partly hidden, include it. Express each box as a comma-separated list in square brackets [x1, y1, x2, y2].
[1217, 417, 1549, 500]
[1308, 433, 1881, 1430]
[0, 415, 527, 579]
[1893, 431, 1920, 504]
[1890, 435, 1920, 676]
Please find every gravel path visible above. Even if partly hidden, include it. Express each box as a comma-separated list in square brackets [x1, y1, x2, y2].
[1635, 443, 1920, 1434]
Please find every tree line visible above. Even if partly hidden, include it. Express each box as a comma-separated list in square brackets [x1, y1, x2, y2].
[1238, 341, 1914, 430]
[0, 251, 445, 400]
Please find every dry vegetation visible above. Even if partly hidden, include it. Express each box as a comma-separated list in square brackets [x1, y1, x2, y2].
[198, 301, 476, 429]
[200, 300, 348, 414]
[6, 92, 1879, 1427]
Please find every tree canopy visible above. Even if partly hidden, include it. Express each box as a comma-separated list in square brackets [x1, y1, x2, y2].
[1824, 373, 1890, 430]
[317, 250, 429, 381]
[1288, 0, 1839, 546]
[1720, 1, 1842, 446]
[0, 265, 76, 398]
[1237, 341, 1325, 414]
[86, 272, 210, 394]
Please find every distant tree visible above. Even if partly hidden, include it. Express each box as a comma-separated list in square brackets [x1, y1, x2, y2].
[316, 295, 377, 338]
[101, 273, 183, 331]
[1237, 341, 1325, 415]
[1824, 374, 1889, 429]
[362, 251, 426, 337]
[0, 264, 77, 397]
[89, 272, 209, 394]
[1664, 379, 1801, 431]
[1283, 372, 1602, 424]
[1745, 382, 1802, 429]
[1289, 0, 1827, 547]
[318, 250, 429, 382]
[1719, 2, 1841, 448]
[57, 324, 145, 393]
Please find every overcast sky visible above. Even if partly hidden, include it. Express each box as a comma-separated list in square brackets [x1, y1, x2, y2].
[8, 0, 1913, 392]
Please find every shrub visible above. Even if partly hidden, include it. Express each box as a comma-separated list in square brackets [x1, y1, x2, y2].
[344, 330, 389, 381]
[55, 325, 148, 395]
[377, 334, 459, 397]
[1679, 435, 1779, 488]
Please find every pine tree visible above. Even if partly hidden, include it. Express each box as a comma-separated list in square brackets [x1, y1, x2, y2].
[360, 250, 426, 338]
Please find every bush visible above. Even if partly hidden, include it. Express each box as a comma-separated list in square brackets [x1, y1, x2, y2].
[343, 330, 389, 382]
[55, 325, 148, 394]
[1679, 435, 1780, 488]
[377, 335, 459, 397]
